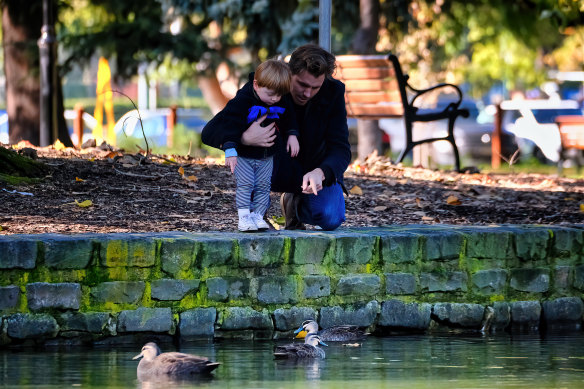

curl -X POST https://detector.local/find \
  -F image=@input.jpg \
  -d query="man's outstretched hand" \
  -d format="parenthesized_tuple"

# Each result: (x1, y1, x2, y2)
(241, 114, 276, 147)
(302, 168, 325, 195)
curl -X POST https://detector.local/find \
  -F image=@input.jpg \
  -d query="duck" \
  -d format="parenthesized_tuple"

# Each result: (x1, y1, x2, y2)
(133, 342, 220, 381)
(274, 333, 328, 359)
(294, 319, 368, 342)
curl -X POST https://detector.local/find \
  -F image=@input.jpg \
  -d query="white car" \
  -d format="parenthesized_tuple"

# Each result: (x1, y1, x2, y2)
(501, 99, 583, 163)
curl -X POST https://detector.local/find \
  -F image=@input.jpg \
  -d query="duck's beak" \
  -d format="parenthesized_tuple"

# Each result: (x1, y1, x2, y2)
(132, 351, 144, 360)
(294, 330, 307, 339)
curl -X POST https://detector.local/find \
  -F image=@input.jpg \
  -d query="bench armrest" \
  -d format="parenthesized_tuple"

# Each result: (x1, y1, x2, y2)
(408, 82, 464, 108)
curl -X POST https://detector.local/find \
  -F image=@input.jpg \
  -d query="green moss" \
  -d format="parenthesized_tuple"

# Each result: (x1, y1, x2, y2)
(282, 238, 292, 265)
(142, 283, 153, 307)
(489, 294, 505, 303)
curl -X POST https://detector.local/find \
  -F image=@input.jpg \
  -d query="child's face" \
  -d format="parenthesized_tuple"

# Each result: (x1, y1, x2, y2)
(253, 81, 282, 105)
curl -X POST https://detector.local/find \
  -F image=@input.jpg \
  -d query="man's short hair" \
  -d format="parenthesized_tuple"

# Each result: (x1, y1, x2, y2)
(288, 44, 336, 78)
(254, 59, 292, 96)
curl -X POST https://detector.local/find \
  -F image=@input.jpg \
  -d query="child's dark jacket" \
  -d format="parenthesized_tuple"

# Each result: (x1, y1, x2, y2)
(201, 73, 298, 159)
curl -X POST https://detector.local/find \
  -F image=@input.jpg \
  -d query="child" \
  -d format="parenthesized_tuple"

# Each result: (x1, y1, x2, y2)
(202, 59, 300, 231)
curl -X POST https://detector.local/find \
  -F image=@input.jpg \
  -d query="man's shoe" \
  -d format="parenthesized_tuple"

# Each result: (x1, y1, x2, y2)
(250, 212, 269, 231)
(238, 214, 258, 232)
(280, 193, 305, 230)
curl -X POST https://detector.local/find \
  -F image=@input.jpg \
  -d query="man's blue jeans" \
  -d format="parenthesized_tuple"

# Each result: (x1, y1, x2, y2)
(297, 182, 345, 231)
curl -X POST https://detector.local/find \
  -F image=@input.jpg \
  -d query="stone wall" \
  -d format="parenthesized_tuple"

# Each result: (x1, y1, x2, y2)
(1, 225, 583, 346)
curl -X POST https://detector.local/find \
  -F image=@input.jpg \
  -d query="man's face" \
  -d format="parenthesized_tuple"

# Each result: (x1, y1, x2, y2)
(290, 70, 325, 106)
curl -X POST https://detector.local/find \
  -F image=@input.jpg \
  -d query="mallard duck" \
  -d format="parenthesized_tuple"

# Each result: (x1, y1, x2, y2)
(294, 319, 368, 341)
(133, 342, 220, 381)
(274, 333, 328, 359)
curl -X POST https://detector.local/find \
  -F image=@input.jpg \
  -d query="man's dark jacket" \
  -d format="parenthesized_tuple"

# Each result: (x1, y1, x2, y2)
(202, 75, 351, 194)
(201, 73, 298, 160)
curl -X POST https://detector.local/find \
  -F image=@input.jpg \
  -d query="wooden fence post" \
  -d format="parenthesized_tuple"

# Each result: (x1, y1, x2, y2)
(491, 103, 503, 169)
(167, 105, 177, 149)
(74, 103, 84, 148)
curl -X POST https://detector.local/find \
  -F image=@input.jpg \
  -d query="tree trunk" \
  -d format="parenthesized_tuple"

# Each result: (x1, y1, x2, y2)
(352, 0, 382, 161)
(1, 1, 71, 147)
(197, 74, 230, 115)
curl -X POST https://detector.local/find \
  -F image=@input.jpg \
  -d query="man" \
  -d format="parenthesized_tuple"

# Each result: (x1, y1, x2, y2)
(202, 44, 351, 230)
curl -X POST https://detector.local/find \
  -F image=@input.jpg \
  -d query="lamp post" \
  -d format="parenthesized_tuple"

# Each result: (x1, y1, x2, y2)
(38, 0, 58, 147)
(319, 0, 331, 51)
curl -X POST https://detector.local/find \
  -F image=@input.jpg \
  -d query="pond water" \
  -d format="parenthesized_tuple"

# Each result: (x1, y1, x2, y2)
(1, 333, 583, 389)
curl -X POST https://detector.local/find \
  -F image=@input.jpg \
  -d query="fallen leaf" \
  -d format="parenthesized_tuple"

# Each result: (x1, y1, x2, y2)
(53, 140, 66, 151)
(350, 185, 363, 195)
(183, 175, 198, 182)
(422, 216, 435, 221)
(75, 199, 93, 208)
(0, 225, 5, 231)
(446, 195, 461, 205)
(564, 197, 575, 201)
(373, 205, 387, 212)
(178, 166, 185, 176)
(272, 216, 285, 225)
(580, 204, 584, 213)
(416, 197, 423, 208)
(75, 177, 85, 182)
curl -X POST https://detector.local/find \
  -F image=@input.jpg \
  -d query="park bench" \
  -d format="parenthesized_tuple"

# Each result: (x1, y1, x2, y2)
(556, 115, 584, 172)
(335, 54, 469, 171)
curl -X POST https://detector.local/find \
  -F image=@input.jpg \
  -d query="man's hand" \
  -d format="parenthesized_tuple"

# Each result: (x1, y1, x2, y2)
(301, 168, 325, 195)
(287, 135, 300, 157)
(226, 156, 237, 174)
(241, 114, 277, 147)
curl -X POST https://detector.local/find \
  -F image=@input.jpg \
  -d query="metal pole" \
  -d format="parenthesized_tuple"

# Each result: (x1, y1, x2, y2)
(319, 0, 331, 51)
(38, 0, 58, 146)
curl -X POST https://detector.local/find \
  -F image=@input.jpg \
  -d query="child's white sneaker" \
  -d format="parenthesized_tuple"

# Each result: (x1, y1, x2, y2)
(238, 214, 258, 232)
(251, 212, 269, 230)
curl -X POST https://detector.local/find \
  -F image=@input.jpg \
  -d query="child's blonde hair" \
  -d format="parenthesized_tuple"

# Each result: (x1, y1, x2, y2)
(254, 59, 291, 96)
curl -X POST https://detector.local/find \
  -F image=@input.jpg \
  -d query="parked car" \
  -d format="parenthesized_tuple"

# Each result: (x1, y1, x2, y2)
(501, 99, 584, 163)
(377, 100, 517, 167)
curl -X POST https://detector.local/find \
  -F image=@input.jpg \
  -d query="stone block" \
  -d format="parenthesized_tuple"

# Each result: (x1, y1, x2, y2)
(151, 279, 200, 301)
(179, 308, 216, 338)
(336, 274, 380, 296)
(302, 276, 330, 299)
(99, 236, 156, 267)
(238, 236, 285, 267)
(255, 276, 298, 304)
(0, 240, 37, 269)
(381, 233, 421, 264)
(6, 313, 58, 339)
(26, 282, 81, 311)
(432, 302, 485, 328)
(472, 269, 507, 295)
(117, 307, 173, 333)
(90, 281, 145, 304)
(513, 228, 550, 261)
(273, 307, 318, 331)
(160, 238, 198, 276)
(385, 273, 416, 295)
(491, 302, 511, 331)
(59, 312, 110, 333)
(424, 231, 464, 261)
(379, 300, 431, 330)
(291, 234, 332, 265)
(0, 286, 19, 310)
(218, 307, 273, 330)
(551, 227, 583, 257)
(333, 233, 376, 265)
(510, 268, 550, 293)
(464, 229, 511, 259)
(320, 300, 379, 328)
(542, 297, 584, 328)
(198, 236, 235, 269)
(420, 271, 467, 292)
(574, 265, 584, 291)
(206, 277, 250, 301)
(510, 301, 541, 330)
(43, 236, 93, 269)
(554, 266, 571, 291)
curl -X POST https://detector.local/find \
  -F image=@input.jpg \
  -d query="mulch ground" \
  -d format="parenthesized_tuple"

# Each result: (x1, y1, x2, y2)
(1, 144, 583, 235)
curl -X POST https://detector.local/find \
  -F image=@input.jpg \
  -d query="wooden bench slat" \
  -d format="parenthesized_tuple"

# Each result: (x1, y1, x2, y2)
(336, 55, 389, 68)
(343, 79, 398, 92)
(345, 103, 404, 118)
(336, 67, 395, 80)
(345, 90, 401, 104)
